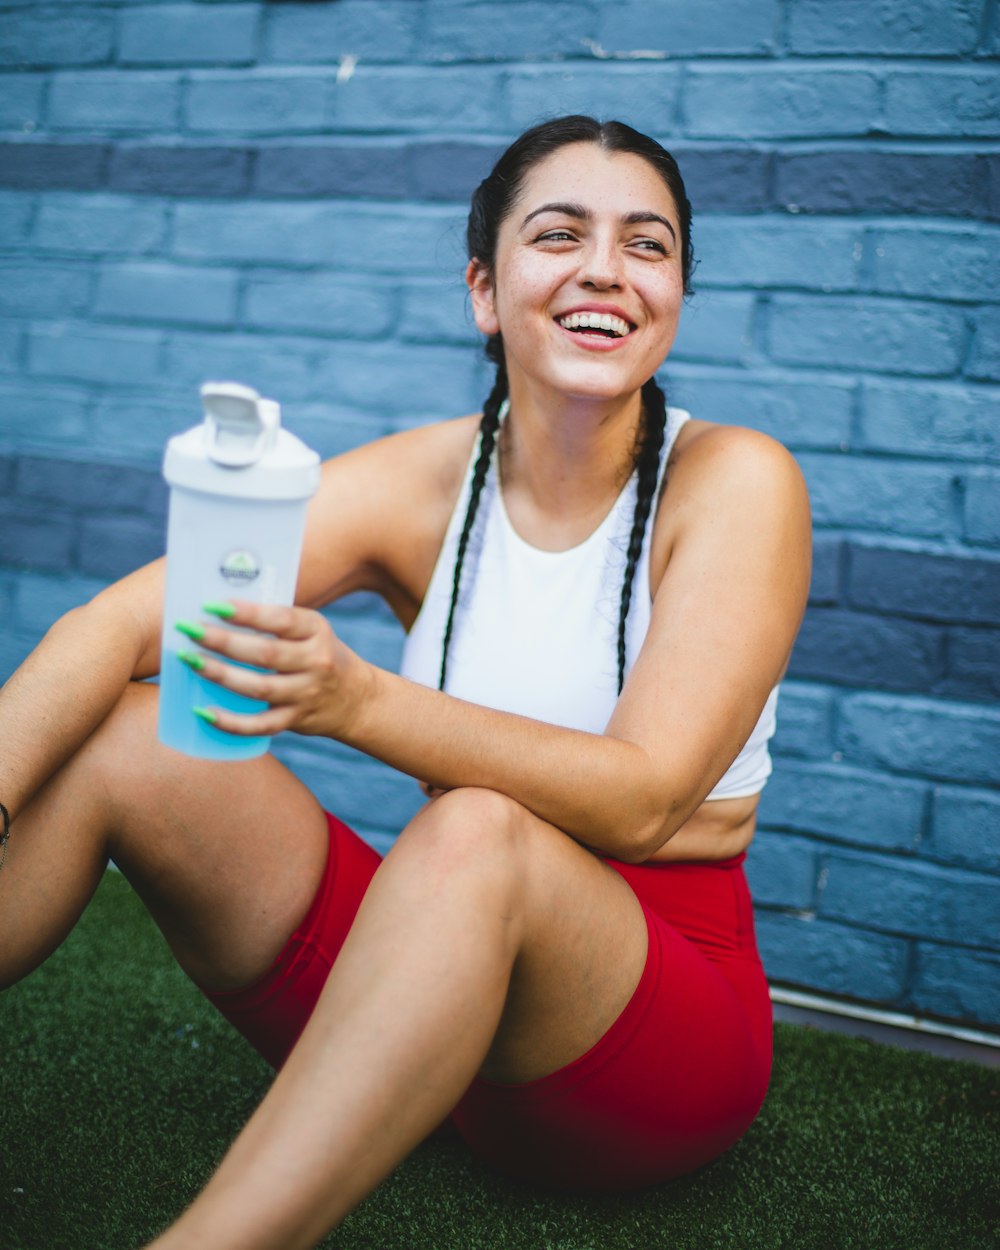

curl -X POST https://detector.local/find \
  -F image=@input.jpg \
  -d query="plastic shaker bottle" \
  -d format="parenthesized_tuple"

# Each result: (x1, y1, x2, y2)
(158, 382, 321, 759)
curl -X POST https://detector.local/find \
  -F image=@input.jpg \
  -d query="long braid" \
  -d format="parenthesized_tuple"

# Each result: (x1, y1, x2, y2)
(438, 355, 508, 691)
(616, 377, 668, 693)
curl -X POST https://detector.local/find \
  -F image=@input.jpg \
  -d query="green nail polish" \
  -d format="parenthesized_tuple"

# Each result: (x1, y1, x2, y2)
(176, 620, 206, 642)
(177, 649, 206, 673)
(192, 706, 218, 725)
(203, 600, 236, 619)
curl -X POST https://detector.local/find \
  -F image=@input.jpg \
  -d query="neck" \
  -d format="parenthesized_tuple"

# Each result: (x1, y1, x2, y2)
(499, 383, 645, 519)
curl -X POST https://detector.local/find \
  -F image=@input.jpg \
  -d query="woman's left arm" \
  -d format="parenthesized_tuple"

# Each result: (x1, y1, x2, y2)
(189, 427, 811, 863)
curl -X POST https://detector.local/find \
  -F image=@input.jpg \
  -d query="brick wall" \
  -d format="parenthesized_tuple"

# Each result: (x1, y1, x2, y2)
(1, 0, 997, 1030)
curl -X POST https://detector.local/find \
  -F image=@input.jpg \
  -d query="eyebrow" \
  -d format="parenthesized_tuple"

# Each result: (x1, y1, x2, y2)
(520, 201, 677, 246)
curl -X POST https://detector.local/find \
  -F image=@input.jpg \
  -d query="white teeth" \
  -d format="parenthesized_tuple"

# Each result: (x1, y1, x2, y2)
(558, 311, 631, 337)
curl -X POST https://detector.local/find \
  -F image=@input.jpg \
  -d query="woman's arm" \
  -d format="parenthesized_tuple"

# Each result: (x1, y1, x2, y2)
(186, 426, 812, 864)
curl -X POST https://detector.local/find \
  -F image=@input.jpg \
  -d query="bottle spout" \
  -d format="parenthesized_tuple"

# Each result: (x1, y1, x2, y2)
(201, 381, 280, 467)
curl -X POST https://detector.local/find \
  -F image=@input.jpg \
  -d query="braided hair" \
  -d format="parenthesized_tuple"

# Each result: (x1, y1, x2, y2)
(439, 116, 694, 696)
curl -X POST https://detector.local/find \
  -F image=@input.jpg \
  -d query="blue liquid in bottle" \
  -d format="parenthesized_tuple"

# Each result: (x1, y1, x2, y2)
(159, 647, 270, 760)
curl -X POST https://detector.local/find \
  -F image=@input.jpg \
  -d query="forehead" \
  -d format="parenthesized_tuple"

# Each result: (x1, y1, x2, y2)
(508, 142, 679, 229)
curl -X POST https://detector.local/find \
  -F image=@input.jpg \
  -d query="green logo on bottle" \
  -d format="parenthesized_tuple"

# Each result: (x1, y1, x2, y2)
(219, 549, 261, 583)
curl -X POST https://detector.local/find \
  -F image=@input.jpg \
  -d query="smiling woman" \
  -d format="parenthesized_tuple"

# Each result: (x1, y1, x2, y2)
(0, 116, 811, 1250)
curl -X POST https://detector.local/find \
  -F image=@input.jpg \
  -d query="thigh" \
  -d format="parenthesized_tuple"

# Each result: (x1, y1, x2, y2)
(453, 900, 772, 1192)
(2, 680, 330, 994)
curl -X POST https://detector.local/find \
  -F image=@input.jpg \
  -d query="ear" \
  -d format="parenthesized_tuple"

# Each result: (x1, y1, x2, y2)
(466, 259, 499, 337)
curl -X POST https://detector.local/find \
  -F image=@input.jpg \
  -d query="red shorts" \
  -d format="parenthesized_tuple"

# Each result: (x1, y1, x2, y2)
(201, 811, 772, 1191)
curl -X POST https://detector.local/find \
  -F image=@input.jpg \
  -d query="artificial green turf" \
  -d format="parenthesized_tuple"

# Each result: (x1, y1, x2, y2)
(1, 871, 997, 1250)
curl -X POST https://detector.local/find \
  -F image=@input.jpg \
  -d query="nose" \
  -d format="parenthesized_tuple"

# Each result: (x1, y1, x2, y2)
(578, 233, 622, 290)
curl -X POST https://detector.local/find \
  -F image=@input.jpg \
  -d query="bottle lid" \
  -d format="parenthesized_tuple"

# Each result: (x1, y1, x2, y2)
(163, 382, 321, 501)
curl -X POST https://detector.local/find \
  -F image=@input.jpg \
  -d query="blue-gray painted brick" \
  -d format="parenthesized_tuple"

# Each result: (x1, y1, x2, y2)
(0, 456, 13, 493)
(867, 226, 1000, 303)
(47, 72, 181, 133)
(789, 607, 944, 693)
(272, 738, 421, 846)
(671, 292, 754, 365)
(0, 191, 33, 243)
(173, 202, 466, 272)
(109, 144, 251, 196)
(0, 499, 76, 572)
(770, 683, 834, 759)
(787, 0, 982, 55)
(91, 392, 195, 463)
(399, 280, 479, 346)
(774, 149, 995, 220)
(285, 406, 392, 463)
(184, 72, 328, 136)
(0, 8, 114, 67)
(95, 263, 239, 328)
(670, 148, 771, 214)
(262, 0, 420, 64)
(837, 693, 1000, 786)
(505, 66, 680, 139)
(597, 0, 777, 55)
(333, 67, 505, 134)
(666, 370, 854, 451)
(684, 69, 880, 140)
(942, 628, 1000, 702)
(0, 382, 91, 445)
(0, 143, 108, 192)
(242, 272, 396, 339)
(0, 261, 92, 317)
(860, 380, 1000, 463)
(695, 218, 861, 292)
(34, 194, 168, 255)
(428, 3, 595, 60)
(884, 70, 1000, 139)
(846, 543, 1000, 626)
(744, 832, 817, 909)
(77, 513, 165, 579)
(29, 322, 164, 387)
(254, 143, 408, 198)
(14, 455, 165, 515)
(0, 75, 45, 130)
(969, 307, 1000, 382)
(965, 471, 1000, 545)
(406, 141, 503, 204)
(754, 912, 910, 1001)
(14, 570, 109, 632)
(0, 326, 22, 375)
(118, 4, 259, 66)
(911, 945, 1000, 1027)
(767, 296, 967, 378)
(796, 454, 954, 539)
(931, 786, 1000, 872)
(819, 850, 1000, 950)
(163, 330, 334, 402)
(808, 537, 841, 604)
(759, 759, 925, 852)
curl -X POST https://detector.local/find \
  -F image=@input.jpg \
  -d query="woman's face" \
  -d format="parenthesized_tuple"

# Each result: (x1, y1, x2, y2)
(468, 142, 685, 408)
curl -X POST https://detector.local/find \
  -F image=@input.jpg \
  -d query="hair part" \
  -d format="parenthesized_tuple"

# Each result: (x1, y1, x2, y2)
(439, 116, 690, 696)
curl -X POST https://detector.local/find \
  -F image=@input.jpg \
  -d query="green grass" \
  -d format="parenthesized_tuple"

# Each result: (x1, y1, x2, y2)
(1, 872, 997, 1250)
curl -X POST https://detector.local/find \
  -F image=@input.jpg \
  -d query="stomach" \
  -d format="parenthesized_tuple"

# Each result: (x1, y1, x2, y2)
(643, 793, 760, 863)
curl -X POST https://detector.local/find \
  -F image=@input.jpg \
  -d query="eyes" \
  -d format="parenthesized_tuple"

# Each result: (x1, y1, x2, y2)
(534, 228, 669, 257)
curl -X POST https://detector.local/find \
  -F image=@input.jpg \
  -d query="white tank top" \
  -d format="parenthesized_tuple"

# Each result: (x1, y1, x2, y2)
(400, 406, 779, 801)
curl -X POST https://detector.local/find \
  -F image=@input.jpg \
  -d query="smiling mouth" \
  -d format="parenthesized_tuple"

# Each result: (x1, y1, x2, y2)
(557, 312, 634, 338)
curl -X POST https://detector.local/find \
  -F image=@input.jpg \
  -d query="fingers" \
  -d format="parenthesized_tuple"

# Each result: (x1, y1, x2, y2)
(174, 601, 322, 673)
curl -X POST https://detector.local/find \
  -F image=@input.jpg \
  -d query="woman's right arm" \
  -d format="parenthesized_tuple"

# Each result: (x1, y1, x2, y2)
(0, 557, 166, 822)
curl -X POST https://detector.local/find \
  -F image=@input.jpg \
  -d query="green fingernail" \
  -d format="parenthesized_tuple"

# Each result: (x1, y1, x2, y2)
(203, 601, 236, 619)
(177, 649, 206, 673)
(192, 706, 218, 725)
(176, 620, 206, 642)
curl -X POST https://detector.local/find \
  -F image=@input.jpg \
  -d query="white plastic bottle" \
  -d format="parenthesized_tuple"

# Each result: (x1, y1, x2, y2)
(158, 382, 321, 760)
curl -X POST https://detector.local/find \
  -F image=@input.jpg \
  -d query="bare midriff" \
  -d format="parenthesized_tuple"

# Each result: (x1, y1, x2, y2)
(642, 793, 759, 864)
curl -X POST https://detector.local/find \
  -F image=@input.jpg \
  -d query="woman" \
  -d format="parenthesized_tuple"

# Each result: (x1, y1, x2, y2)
(0, 117, 811, 1248)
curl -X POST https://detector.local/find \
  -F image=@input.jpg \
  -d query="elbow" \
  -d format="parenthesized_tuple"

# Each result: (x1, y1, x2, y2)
(610, 808, 678, 865)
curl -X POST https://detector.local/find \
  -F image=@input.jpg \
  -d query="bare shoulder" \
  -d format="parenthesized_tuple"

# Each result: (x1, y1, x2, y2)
(298, 414, 482, 616)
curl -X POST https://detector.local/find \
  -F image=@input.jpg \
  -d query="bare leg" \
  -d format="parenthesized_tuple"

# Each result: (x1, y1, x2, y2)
(147, 786, 649, 1250)
(0, 681, 329, 994)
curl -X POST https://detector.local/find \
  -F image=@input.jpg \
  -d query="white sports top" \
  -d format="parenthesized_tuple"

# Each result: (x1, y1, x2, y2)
(400, 405, 779, 801)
